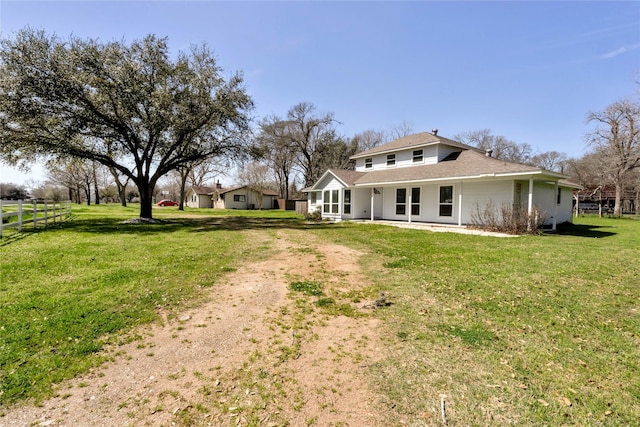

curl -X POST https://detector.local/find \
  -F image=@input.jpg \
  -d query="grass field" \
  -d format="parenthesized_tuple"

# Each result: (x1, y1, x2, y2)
(1, 205, 638, 425)
(311, 215, 640, 425)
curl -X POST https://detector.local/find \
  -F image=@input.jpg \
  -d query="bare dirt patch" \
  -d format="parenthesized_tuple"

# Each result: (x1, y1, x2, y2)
(2, 229, 386, 426)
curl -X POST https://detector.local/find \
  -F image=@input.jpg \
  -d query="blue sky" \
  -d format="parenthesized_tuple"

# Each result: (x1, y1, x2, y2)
(1, 1, 639, 186)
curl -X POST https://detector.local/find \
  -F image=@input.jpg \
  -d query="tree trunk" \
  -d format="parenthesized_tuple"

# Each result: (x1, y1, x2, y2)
(614, 180, 623, 217)
(85, 180, 91, 206)
(120, 184, 127, 207)
(93, 164, 100, 205)
(179, 169, 189, 211)
(138, 181, 154, 219)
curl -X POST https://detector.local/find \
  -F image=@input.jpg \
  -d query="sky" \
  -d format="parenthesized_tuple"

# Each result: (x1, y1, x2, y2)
(0, 0, 638, 187)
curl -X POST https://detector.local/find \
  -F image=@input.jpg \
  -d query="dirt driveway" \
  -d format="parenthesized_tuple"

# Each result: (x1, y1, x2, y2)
(2, 229, 387, 426)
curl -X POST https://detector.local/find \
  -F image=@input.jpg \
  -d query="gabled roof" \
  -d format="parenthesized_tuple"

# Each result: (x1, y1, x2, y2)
(351, 132, 482, 159)
(190, 186, 214, 195)
(352, 150, 568, 186)
(216, 185, 279, 197)
(308, 169, 367, 191)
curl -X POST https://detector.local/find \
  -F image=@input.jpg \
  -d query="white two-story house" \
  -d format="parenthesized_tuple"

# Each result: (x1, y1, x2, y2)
(305, 130, 578, 230)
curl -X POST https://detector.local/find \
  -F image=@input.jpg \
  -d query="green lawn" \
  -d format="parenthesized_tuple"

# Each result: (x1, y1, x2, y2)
(0, 204, 302, 405)
(1, 206, 638, 426)
(311, 215, 640, 425)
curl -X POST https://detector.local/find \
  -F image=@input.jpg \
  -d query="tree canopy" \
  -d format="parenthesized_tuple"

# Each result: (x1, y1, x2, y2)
(586, 98, 640, 216)
(0, 29, 253, 218)
(254, 102, 349, 197)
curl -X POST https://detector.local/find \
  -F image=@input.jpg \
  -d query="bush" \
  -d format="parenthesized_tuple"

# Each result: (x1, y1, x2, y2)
(470, 200, 546, 234)
(304, 208, 322, 222)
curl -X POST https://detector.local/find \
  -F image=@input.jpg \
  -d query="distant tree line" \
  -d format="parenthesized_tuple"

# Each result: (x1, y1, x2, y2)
(1, 29, 637, 217)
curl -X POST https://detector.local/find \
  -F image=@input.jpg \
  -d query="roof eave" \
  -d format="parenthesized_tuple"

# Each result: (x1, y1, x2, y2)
(308, 170, 351, 190)
(354, 170, 568, 187)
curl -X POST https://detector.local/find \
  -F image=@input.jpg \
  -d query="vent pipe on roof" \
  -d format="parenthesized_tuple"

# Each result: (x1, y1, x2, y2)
(485, 149, 493, 157)
(432, 128, 438, 136)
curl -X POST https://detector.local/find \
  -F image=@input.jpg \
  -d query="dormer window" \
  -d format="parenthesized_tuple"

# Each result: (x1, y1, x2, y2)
(365, 158, 372, 169)
(386, 154, 396, 166)
(412, 149, 423, 163)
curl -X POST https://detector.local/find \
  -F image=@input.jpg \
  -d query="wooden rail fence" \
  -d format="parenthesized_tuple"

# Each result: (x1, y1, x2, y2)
(0, 199, 72, 239)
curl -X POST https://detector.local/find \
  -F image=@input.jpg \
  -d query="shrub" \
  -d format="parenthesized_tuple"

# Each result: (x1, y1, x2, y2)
(470, 200, 546, 234)
(304, 208, 322, 222)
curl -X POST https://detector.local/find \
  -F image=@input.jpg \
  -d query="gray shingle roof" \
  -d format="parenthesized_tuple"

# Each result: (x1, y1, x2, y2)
(217, 185, 279, 197)
(327, 169, 367, 186)
(351, 132, 481, 159)
(352, 150, 562, 185)
(191, 186, 214, 195)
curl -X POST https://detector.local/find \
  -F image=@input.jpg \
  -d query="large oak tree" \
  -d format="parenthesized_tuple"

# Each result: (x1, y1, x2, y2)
(0, 29, 252, 218)
(587, 98, 640, 217)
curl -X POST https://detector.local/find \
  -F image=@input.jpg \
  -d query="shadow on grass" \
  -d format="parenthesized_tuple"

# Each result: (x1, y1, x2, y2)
(52, 215, 333, 235)
(556, 222, 616, 238)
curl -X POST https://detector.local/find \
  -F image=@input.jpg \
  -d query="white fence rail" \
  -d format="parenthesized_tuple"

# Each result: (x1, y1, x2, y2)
(0, 199, 72, 239)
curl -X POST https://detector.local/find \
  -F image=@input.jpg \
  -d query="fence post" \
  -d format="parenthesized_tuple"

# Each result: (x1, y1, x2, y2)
(52, 201, 56, 224)
(0, 199, 3, 239)
(44, 201, 48, 227)
(18, 200, 23, 232)
(33, 199, 37, 229)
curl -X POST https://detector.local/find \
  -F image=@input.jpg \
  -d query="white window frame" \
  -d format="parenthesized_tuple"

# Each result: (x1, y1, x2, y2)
(343, 189, 351, 214)
(412, 149, 423, 163)
(396, 188, 406, 215)
(411, 187, 420, 215)
(439, 185, 453, 217)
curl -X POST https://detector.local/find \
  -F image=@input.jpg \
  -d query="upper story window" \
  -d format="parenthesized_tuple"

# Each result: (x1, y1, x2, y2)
(365, 158, 372, 169)
(412, 149, 423, 163)
(387, 154, 396, 166)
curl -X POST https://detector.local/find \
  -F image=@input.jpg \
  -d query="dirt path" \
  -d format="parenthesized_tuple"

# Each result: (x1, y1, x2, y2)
(2, 229, 386, 426)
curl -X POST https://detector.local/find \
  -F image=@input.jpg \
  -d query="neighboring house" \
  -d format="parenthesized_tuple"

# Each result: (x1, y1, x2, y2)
(213, 186, 279, 210)
(185, 185, 215, 208)
(305, 130, 579, 230)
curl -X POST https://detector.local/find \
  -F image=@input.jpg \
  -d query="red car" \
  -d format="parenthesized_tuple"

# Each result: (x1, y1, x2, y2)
(157, 199, 179, 207)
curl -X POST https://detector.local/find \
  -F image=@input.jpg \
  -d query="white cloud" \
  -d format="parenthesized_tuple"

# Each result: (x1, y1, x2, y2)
(600, 43, 640, 59)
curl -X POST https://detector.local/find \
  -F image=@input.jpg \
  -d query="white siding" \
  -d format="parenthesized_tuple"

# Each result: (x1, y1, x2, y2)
(219, 189, 275, 210)
(437, 145, 462, 161)
(317, 176, 345, 221)
(354, 146, 439, 171)
(352, 188, 370, 219)
(308, 191, 322, 214)
(459, 180, 514, 224)
(532, 182, 573, 225)
(557, 187, 574, 224)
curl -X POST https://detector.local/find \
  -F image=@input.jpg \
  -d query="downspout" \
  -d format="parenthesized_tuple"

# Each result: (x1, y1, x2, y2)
(370, 188, 374, 221)
(408, 187, 412, 224)
(553, 182, 558, 231)
(528, 177, 534, 231)
(528, 178, 534, 215)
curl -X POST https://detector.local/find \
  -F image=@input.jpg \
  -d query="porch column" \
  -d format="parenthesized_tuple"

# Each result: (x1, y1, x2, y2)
(458, 182, 463, 226)
(407, 188, 412, 224)
(370, 188, 374, 221)
(553, 182, 558, 231)
(528, 177, 534, 215)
